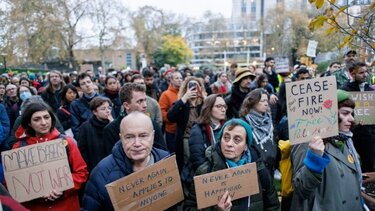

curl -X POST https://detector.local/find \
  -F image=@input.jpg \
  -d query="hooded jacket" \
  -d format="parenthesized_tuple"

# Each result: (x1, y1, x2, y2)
(13, 128, 88, 211)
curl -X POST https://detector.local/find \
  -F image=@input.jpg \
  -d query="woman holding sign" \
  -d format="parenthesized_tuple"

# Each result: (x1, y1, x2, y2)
(291, 90, 365, 210)
(12, 102, 88, 211)
(184, 119, 279, 210)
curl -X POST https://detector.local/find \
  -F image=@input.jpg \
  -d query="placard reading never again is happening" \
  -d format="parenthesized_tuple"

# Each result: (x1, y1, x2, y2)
(286, 76, 338, 145)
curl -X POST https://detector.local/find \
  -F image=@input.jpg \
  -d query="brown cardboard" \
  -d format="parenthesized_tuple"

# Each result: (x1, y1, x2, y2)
(1, 138, 74, 203)
(193, 162, 259, 209)
(285, 76, 338, 144)
(105, 155, 184, 211)
(350, 91, 375, 125)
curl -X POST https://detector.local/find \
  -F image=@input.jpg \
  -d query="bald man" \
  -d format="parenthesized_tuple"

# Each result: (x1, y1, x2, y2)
(82, 112, 169, 211)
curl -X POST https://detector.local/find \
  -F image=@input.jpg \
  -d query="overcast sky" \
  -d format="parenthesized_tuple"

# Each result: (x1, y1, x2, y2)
(122, 0, 232, 18)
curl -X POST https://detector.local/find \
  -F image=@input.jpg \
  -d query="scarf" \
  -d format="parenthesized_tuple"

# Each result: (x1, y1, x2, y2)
(245, 110, 273, 150)
(104, 88, 119, 99)
(226, 150, 251, 168)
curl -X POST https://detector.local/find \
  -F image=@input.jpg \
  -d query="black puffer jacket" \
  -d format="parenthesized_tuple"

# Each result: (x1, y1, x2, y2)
(184, 144, 280, 211)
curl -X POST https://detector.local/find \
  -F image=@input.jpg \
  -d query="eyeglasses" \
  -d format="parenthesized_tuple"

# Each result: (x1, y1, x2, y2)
(213, 104, 227, 110)
(123, 133, 152, 143)
(97, 106, 112, 111)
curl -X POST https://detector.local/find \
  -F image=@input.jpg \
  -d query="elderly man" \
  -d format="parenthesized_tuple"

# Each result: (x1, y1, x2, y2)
(82, 112, 169, 210)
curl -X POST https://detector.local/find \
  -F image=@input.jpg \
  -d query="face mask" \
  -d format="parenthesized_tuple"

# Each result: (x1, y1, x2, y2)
(20, 92, 32, 101)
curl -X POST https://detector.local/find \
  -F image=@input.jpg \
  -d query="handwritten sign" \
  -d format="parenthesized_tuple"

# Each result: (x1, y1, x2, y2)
(286, 76, 338, 144)
(1, 139, 74, 203)
(306, 40, 318, 57)
(193, 163, 259, 209)
(105, 155, 183, 211)
(350, 91, 375, 125)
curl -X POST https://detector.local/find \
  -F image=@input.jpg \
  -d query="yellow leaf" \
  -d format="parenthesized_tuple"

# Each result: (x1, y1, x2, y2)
(308, 0, 316, 3)
(337, 5, 349, 15)
(372, 43, 375, 49)
(315, 15, 327, 28)
(326, 26, 337, 35)
(370, 2, 375, 9)
(351, 29, 357, 34)
(328, 0, 336, 3)
(315, 0, 325, 9)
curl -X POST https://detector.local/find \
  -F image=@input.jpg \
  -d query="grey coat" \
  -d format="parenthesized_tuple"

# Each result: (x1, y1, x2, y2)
(291, 141, 364, 211)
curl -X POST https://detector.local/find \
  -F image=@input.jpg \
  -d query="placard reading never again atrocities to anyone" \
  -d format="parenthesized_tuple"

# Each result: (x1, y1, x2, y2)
(193, 162, 259, 209)
(286, 76, 338, 144)
(105, 155, 184, 211)
(1, 138, 74, 203)
(350, 91, 375, 125)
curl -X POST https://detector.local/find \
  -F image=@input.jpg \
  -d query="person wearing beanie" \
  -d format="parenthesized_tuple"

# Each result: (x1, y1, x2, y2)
(225, 68, 256, 119)
(184, 118, 280, 210)
(291, 90, 365, 210)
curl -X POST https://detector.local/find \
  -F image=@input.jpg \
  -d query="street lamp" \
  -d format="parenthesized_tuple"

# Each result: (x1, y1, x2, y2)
(0, 53, 6, 70)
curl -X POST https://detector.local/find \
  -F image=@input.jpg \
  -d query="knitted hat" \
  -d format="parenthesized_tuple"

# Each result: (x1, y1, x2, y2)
(337, 89, 351, 103)
(233, 68, 255, 84)
(218, 118, 253, 148)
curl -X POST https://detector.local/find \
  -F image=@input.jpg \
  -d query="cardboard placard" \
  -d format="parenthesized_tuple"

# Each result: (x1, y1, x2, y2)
(286, 76, 338, 144)
(350, 91, 375, 125)
(193, 162, 259, 209)
(1, 139, 74, 203)
(105, 155, 183, 211)
(306, 40, 318, 57)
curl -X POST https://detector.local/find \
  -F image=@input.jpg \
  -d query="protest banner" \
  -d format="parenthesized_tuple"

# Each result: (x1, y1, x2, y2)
(105, 155, 183, 211)
(1, 139, 74, 203)
(350, 91, 375, 125)
(286, 76, 338, 144)
(193, 162, 259, 209)
(306, 40, 318, 57)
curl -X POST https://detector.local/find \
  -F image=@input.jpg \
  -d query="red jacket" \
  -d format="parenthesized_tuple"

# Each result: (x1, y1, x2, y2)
(13, 128, 88, 211)
(159, 85, 179, 133)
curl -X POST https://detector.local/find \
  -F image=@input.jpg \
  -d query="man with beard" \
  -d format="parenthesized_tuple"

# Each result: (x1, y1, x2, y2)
(333, 49, 357, 89)
(341, 61, 375, 173)
(142, 69, 161, 101)
(225, 68, 256, 119)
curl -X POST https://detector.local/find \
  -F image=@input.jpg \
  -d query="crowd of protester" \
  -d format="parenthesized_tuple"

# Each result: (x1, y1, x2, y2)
(0, 48, 374, 210)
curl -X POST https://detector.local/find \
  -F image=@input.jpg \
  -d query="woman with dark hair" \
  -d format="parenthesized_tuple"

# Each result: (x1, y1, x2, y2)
(184, 119, 280, 210)
(103, 76, 121, 118)
(211, 72, 232, 95)
(12, 102, 88, 211)
(167, 76, 207, 172)
(254, 73, 275, 94)
(77, 96, 113, 172)
(239, 88, 277, 175)
(182, 94, 227, 187)
(19, 77, 37, 94)
(56, 84, 79, 133)
(291, 90, 365, 210)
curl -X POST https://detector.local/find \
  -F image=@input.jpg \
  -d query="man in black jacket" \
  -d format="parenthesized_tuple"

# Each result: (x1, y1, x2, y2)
(225, 68, 255, 119)
(341, 61, 375, 172)
(103, 83, 167, 152)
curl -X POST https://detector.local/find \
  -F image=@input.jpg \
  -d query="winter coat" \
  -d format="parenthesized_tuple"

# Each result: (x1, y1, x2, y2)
(41, 89, 62, 113)
(146, 83, 161, 101)
(102, 113, 168, 152)
(146, 96, 163, 128)
(78, 115, 110, 172)
(159, 85, 179, 133)
(225, 84, 249, 119)
(13, 128, 88, 211)
(0, 103, 10, 151)
(184, 145, 280, 211)
(291, 140, 363, 211)
(56, 103, 72, 131)
(341, 81, 375, 172)
(4, 97, 19, 132)
(103, 90, 122, 119)
(81, 141, 169, 210)
(70, 94, 98, 138)
(167, 99, 202, 172)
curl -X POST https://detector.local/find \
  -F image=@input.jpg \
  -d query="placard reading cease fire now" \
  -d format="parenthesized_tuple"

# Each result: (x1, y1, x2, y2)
(193, 162, 259, 209)
(105, 155, 183, 211)
(286, 76, 338, 144)
(1, 138, 74, 203)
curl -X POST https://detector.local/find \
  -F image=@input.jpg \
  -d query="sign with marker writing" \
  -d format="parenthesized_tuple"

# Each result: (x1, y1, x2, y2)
(193, 162, 259, 209)
(286, 76, 338, 144)
(350, 91, 375, 125)
(105, 155, 183, 211)
(1, 138, 74, 203)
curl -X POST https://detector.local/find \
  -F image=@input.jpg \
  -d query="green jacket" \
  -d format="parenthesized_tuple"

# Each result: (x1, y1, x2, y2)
(184, 145, 280, 211)
(332, 68, 350, 89)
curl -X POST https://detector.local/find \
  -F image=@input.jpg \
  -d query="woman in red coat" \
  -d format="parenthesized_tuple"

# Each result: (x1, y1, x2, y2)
(12, 101, 88, 211)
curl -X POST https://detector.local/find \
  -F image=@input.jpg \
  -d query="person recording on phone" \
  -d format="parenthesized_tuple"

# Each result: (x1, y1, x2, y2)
(167, 76, 206, 172)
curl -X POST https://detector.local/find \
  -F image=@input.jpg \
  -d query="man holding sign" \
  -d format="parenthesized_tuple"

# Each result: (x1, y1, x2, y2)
(291, 90, 365, 210)
(184, 119, 279, 210)
(82, 112, 170, 210)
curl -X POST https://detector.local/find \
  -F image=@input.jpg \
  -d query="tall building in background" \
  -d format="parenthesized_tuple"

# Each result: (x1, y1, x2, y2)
(186, 0, 307, 69)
